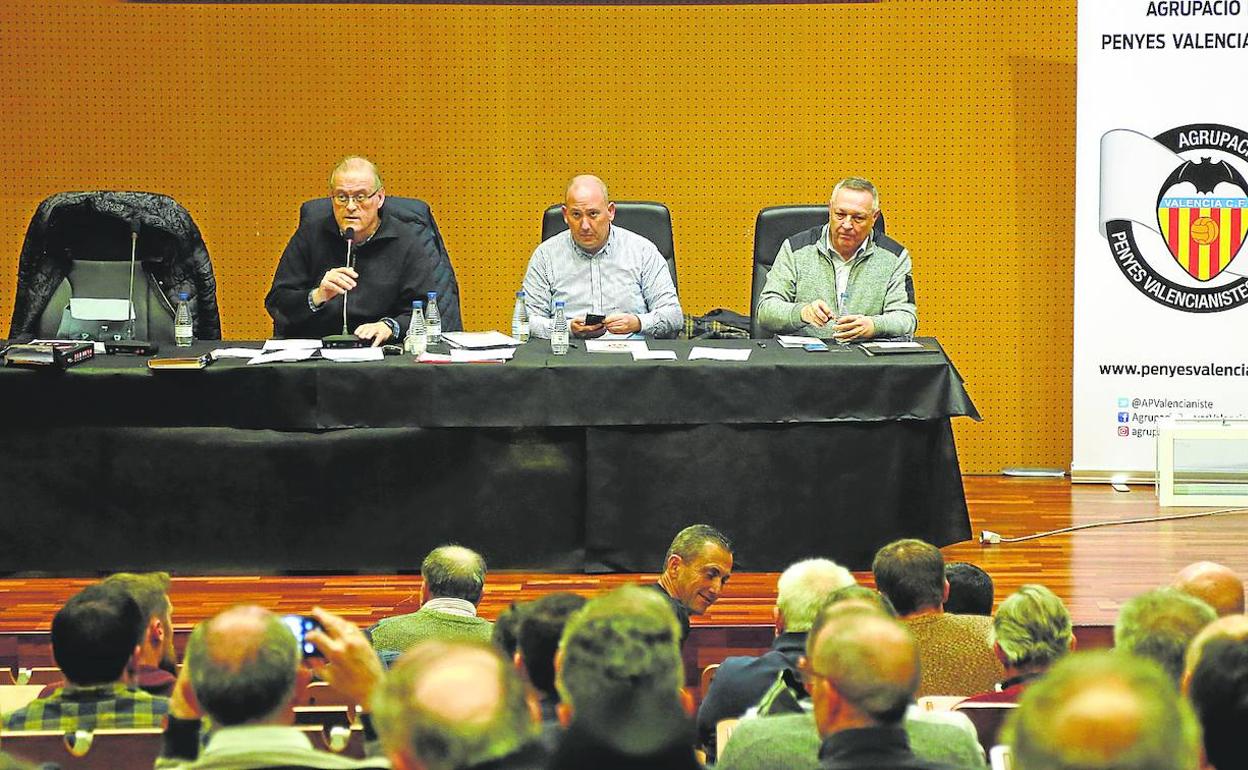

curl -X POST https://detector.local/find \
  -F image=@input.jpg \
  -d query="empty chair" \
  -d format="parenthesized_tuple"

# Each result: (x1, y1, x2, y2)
(749, 205, 884, 338)
(0, 728, 163, 770)
(10, 191, 221, 342)
(953, 701, 1018, 756)
(541, 201, 679, 292)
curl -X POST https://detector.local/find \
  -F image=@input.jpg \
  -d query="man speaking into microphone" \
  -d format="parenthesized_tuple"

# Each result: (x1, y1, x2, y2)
(265, 156, 460, 345)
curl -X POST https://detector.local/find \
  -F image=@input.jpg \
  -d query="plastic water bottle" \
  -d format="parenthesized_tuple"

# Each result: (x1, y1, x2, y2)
(425, 291, 441, 345)
(551, 301, 569, 356)
(404, 300, 427, 356)
(512, 291, 530, 342)
(174, 292, 193, 347)
(834, 290, 850, 345)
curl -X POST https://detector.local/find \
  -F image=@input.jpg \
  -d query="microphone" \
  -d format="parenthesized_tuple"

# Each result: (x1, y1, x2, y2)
(106, 216, 159, 355)
(322, 226, 368, 348)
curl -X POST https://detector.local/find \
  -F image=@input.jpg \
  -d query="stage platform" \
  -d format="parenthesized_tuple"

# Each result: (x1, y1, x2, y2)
(2, 476, 1245, 674)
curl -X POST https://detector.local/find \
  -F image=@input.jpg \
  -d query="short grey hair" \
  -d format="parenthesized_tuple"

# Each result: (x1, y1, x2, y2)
(1004, 651, 1202, 770)
(1114, 588, 1216, 683)
(328, 156, 383, 192)
(373, 640, 537, 770)
(422, 545, 487, 605)
(556, 586, 683, 714)
(663, 524, 733, 568)
(831, 177, 880, 212)
(775, 558, 856, 633)
(993, 584, 1072, 670)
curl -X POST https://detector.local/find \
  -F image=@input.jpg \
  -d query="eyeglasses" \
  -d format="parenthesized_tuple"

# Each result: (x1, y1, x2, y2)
(832, 210, 872, 226)
(332, 188, 381, 206)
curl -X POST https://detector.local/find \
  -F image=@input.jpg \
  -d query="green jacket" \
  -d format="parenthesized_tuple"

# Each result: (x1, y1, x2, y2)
(756, 225, 917, 339)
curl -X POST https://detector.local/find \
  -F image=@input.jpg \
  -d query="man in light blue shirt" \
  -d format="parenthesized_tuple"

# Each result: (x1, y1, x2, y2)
(522, 175, 683, 339)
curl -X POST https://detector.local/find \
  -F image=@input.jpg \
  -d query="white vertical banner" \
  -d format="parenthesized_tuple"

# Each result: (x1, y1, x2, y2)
(1073, 1, 1248, 481)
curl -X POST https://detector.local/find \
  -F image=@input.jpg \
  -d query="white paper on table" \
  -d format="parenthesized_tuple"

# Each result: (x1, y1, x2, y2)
(450, 347, 515, 362)
(33, 339, 107, 354)
(262, 338, 323, 351)
(212, 348, 264, 359)
(441, 331, 521, 349)
(320, 347, 385, 362)
(689, 347, 751, 362)
(861, 341, 925, 351)
(247, 348, 317, 365)
(776, 335, 821, 348)
(585, 339, 649, 354)
(632, 349, 678, 361)
(417, 352, 453, 363)
(598, 331, 642, 340)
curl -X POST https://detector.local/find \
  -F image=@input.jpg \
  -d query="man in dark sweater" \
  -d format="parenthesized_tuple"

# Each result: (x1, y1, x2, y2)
(650, 524, 734, 645)
(265, 156, 461, 345)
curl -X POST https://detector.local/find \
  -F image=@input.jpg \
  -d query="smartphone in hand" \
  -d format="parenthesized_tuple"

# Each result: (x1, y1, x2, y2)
(281, 614, 325, 658)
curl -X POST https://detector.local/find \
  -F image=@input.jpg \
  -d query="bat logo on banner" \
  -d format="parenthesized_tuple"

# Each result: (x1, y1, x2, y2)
(1156, 157, 1248, 281)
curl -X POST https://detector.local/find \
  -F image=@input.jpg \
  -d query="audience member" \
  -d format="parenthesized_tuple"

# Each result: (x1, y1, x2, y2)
(943, 562, 994, 616)
(1172, 561, 1245, 617)
(158, 605, 387, 769)
(492, 602, 525, 659)
(373, 639, 546, 770)
(551, 585, 701, 770)
(962, 584, 1073, 705)
(697, 558, 854, 758)
(806, 604, 961, 770)
(650, 524, 734, 644)
(872, 539, 1003, 696)
(4, 583, 169, 731)
(1113, 587, 1215, 684)
(515, 592, 587, 725)
(1181, 614, 1248, 770)
(371, 545, 493, 657)
(37, 571, 179, 698)
(1004, 650, 1201, 770)
(718, 592, 984, 770)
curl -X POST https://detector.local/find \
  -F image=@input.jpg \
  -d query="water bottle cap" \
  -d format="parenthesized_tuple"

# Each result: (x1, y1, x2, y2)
(555, 300, 565, 308)
(427, 291, 438, 300)
(414, 300, 424, 309)
(178, 292, 189, 301)
(516, 290, 525, 298)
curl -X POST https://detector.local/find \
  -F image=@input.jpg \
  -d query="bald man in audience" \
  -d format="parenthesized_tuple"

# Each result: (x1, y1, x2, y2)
(158, 605, 388, 769)
(698, 558, 854, 759)
(1004, 650, 1201, 770)
(806, 605, 958, 770)
(872, 538, 1003, 696)
(373, 639, 546, 770)
(1113, 587, 1215, 684)
(370, 545, 493, 659)
(1172, 561, 1245, 617)
(1181, 614, 1248, 770)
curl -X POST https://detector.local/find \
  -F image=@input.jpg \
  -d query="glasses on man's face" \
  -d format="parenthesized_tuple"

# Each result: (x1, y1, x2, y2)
(332, 188, 381, 207)
(832, 210, 871, 226)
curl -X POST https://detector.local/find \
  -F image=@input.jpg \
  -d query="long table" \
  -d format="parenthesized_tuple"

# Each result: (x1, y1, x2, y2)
(0, 338, 978, 574)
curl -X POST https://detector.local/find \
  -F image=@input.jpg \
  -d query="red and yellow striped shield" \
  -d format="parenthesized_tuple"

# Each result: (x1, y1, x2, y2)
(1157, 203, 1248, 281)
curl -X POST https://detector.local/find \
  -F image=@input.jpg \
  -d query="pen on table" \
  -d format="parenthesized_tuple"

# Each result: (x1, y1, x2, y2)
(755, 341, 766, 348)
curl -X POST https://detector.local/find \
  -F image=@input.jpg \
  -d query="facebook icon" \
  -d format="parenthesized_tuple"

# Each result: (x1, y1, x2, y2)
(1117, 412, 1130, 423)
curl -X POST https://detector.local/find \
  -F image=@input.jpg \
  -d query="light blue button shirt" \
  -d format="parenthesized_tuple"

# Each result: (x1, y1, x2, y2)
(522, 225, 683, 338)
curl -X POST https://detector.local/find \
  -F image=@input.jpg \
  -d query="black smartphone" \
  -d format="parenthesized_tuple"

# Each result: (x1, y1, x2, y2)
(281, 614, 324, 658)
(584, 313, 606, 325)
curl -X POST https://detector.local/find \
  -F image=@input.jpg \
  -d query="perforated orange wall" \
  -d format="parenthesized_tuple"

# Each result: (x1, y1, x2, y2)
(0, 0, 1076, 473)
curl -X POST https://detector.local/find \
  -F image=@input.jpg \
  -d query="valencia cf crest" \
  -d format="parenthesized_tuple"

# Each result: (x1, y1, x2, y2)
(1099, 123, 1248, 313)
(1156, 158, 1248, 281)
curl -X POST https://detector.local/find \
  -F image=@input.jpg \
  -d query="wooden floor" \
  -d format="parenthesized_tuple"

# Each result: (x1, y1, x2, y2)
(2, 476, 1246, 635)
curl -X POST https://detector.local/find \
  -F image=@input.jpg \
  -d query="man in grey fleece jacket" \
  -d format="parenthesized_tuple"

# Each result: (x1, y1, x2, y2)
(756, 177, 917, 341)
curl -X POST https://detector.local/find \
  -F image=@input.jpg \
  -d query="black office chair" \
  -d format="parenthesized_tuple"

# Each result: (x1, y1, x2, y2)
(10, 191, 221, 342)
(748, 205, 885, 338)
(540, 201, 678, 292)
(293, 196, 462, 335)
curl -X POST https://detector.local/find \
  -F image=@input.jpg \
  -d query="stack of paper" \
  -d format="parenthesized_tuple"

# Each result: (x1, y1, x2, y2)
(776, 335, 822, 348)
(442, 331, 522, 349)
